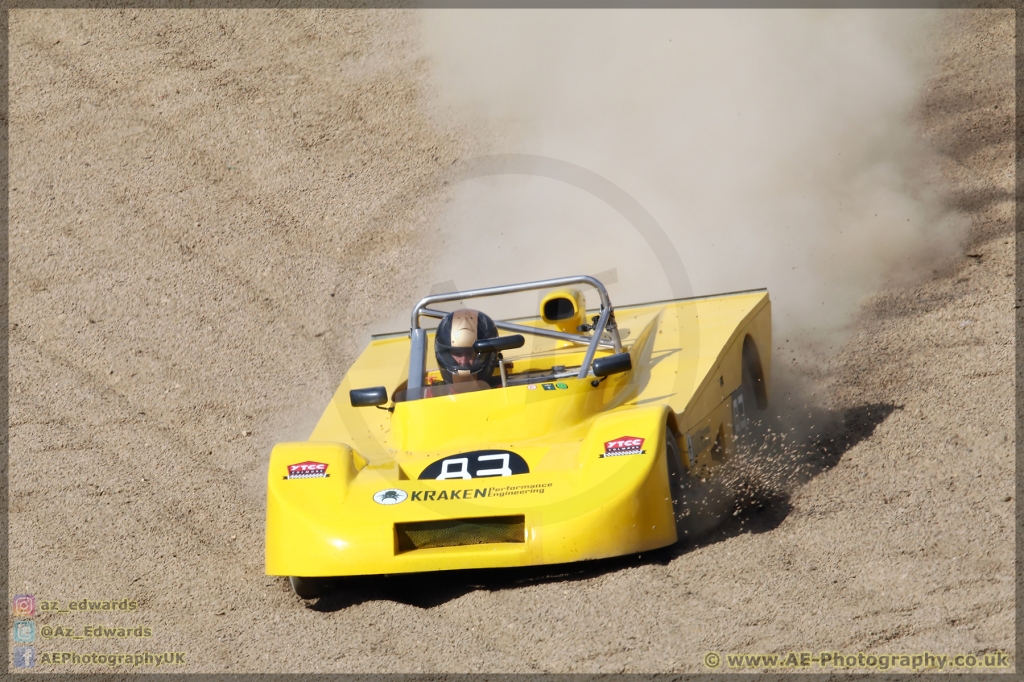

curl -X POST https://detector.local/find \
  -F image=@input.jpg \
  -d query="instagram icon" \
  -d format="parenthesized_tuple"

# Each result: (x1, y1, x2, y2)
(12, 594, 35, 617)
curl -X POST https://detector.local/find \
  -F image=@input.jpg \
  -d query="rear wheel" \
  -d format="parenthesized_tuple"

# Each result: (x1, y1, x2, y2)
(734, 342, 768, 451)
(289, 576, 329, 600)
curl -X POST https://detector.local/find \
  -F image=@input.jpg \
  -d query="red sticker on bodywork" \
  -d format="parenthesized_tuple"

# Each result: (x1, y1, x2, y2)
(285, 461, 329, 479)
(601, 436, 646, 458)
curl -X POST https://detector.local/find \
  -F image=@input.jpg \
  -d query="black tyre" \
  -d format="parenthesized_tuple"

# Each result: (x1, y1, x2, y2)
(740, 363, 758, 421)
(665, 431, 688, 540)
(741, 337, 768, 411)
(734, 340, 768, 451)
(666, 430, 731, 544)
(289, 576, 329, 599)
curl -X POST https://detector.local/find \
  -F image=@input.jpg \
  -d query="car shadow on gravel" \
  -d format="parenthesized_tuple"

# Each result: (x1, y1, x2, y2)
(688, 401, 898, 551)
(308, 548, 680, 611)
(307, 401, 896, 611)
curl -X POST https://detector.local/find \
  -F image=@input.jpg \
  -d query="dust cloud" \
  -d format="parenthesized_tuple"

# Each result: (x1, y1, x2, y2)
(414, 9, 969, 505)
(417, 9, 967, 346)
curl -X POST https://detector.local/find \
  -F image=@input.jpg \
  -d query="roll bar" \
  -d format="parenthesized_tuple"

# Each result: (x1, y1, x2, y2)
(407, 275, 622, 394)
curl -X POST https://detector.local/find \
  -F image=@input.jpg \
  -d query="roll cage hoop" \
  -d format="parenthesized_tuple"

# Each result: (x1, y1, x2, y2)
(408, 275, 623, 394)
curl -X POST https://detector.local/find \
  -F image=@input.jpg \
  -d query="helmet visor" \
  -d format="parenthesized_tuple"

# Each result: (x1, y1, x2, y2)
(449, 347, 479, 369)
(437, 344, 490, 375)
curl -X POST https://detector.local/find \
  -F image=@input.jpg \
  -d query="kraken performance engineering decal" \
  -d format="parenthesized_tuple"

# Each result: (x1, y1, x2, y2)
(411, 482, 552, 501)
(418, 450, 529, 480)
(601, 436, 646, 458)
(284, 461, 329, 479)
(372, 483, 553, 505)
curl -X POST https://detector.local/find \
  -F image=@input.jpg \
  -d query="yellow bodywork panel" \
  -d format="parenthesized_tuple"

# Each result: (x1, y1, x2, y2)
(266, 289, 771, 577)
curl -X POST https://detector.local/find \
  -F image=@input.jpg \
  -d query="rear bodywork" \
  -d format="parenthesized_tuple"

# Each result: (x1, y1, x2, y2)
(266, 282, 771, 577)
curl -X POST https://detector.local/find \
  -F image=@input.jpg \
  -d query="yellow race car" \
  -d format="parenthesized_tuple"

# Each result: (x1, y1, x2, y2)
(265, 275, 771, 598)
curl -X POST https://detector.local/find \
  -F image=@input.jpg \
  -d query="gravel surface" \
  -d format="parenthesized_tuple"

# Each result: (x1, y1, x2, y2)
(9, 9, 1014, 673)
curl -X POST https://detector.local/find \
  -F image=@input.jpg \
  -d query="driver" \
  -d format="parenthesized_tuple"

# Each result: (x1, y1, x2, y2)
(434, 309, 500, 385)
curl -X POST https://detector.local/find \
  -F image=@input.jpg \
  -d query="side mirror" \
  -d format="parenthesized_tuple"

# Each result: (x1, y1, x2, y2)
(473, 334, 526, 353)
(592, 352, 632, 377)
(350, 386, 388, 408)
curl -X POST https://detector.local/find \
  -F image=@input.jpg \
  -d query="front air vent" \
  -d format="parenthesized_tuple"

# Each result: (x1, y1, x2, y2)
(395, 515, 525, 554)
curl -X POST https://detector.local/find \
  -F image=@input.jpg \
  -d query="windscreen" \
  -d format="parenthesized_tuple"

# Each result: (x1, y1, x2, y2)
(393, 380, 492, 403)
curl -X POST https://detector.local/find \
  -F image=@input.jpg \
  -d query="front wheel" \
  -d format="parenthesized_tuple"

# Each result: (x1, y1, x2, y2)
(666, 430, 732, 544)
(289, 576, 330, 599)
